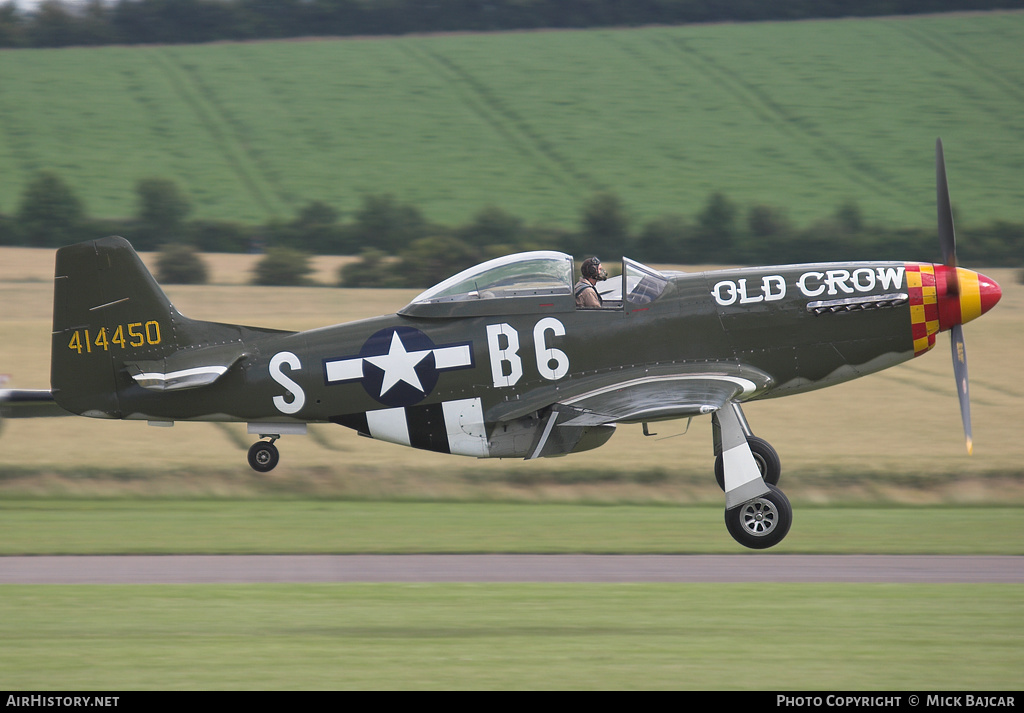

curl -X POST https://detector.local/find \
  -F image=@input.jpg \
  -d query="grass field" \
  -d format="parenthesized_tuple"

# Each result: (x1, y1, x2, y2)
(1, 500, 1021, 690)
(0, 500, 1021, 555)
(1, 584, 1020, 690)
(1, 13, 1023, 228)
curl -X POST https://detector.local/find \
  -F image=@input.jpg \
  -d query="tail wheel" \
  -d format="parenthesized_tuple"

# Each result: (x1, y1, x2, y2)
(247, 441, 280, 473)
(725, 484, 792, 549)
(714, 436, 781, 490)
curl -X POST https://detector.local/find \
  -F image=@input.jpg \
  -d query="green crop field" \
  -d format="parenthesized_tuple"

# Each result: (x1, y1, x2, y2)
(1, 12, 1023, 229)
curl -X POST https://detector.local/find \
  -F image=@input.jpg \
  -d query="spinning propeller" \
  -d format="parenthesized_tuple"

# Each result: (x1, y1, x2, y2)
(933, 139, 1001, 455)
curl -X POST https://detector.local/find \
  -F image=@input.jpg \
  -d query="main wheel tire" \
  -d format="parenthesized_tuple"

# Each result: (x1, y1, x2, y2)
(714, 436, 781, 490)
(724, 484, 792, 549)
(247, 441, 280, 473)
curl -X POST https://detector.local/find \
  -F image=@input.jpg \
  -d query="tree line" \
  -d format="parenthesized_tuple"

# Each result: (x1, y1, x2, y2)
(2, 0, 1022, 49)
(2, 171, 1022, 287)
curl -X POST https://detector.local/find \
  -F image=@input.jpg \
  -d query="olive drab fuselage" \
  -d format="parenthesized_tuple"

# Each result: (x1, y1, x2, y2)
(48, 240, 998, 463)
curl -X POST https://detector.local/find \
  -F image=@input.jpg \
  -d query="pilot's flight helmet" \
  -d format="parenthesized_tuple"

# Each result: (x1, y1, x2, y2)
(582, 256, 608, 281)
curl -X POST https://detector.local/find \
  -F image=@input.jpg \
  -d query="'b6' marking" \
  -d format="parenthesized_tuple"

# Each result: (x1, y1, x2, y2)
(486, 317, 568, 387)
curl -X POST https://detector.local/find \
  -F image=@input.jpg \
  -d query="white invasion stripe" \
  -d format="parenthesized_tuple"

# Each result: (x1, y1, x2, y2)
(325, 358, 364, 383)
(433, 345, 472, 370)
(563, 374, 759, 405)
(442, 398, 489, 457)
(366, 407, 411, 447)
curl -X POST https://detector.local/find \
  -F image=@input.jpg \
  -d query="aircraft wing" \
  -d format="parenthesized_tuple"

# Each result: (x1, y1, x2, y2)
(0, 389, 72, 419)
(486, 364, 772, 427)
(484, 366, 771, 461)
(553, 373, 759, 426)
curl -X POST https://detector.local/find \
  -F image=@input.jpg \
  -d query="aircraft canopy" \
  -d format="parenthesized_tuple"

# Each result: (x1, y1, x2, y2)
(410, 251, 575, 305)
(399, 252, 669, 318)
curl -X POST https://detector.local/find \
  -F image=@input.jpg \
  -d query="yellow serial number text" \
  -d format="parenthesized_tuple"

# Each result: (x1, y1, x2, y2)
(67, 321, 162, 354)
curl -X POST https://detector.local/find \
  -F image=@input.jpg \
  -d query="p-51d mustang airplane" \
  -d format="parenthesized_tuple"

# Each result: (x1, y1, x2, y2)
(0, 141, 1002, 549)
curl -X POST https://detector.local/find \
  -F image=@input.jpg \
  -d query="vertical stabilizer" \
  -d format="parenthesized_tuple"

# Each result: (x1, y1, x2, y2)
(51, 237, 186, 417)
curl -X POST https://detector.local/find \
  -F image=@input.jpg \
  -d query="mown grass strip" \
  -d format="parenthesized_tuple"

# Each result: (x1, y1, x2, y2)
(0, 500, 1020, 555)
(0, 583, 1019, 689)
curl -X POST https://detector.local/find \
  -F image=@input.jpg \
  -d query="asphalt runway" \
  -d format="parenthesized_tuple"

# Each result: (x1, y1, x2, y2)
(1, 555, 1022, 584)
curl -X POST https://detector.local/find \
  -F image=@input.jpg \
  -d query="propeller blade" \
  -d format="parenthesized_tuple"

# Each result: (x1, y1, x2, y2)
(936, 138, 960, 295)
(950, 323, 973, 455)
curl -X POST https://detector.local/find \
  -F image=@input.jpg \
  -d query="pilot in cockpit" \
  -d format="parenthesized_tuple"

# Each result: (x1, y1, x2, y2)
(574, 256, 608, 308)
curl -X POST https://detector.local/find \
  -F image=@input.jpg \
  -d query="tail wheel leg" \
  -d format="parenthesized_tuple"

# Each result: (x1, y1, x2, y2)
(247, 439, 280, 473)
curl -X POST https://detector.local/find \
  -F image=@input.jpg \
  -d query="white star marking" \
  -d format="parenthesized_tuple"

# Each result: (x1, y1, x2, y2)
(364, 331, 432, 396)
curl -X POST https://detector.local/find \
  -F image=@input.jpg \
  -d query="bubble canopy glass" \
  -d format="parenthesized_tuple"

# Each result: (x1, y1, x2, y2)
(410, 251, 575, 304)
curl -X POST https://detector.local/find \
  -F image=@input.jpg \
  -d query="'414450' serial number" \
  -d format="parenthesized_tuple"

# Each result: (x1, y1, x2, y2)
(67, 321, 161, 354)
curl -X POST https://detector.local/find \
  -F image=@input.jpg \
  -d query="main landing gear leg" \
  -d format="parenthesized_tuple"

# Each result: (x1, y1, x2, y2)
(713, 402, 781, 489)
(712, 402, 792, 549)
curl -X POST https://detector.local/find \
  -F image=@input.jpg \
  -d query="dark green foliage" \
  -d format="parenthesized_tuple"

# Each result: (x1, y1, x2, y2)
(295, 201, 338, 227)
(579, 192, 630, 261)
(396, 236, 482, 288)
(960, 221, 1024, 267)
(692, 192, 738, 262)
(156, 243, 209, 284)
(338, 249, 403, 288)
(81, 218, 135, 243)
(0, 213, 19, 246)
(2, 1, 1017, 48)
(27, 0, 116, 47)
(458, 206, 525, 248)
(741, 205, 796, 264)
(0, 2, 27, 48)
(16, 172, 85, 248)
(134, 178, 192, 250)
(634, 215, 692, 264)
(2, 168, 1023, 272)
(339, 236, 483, 288)
(834, 201, 864, 234)
(251, 247, 313, 286)
(351, 194, 428, 253)
(188, 219, 254, 253)
(282, 201, 354, 255)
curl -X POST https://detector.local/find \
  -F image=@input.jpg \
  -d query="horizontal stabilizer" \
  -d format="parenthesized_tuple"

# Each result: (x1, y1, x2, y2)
(0, 389, 72, 419)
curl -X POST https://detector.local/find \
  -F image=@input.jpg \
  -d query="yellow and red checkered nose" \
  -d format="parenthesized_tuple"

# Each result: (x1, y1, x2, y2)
(934, 265, 1002, 331)
(906, 264, 1001, 356)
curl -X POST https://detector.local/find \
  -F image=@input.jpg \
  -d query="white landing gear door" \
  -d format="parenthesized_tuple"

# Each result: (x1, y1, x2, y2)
(716, 402, 770, 510)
